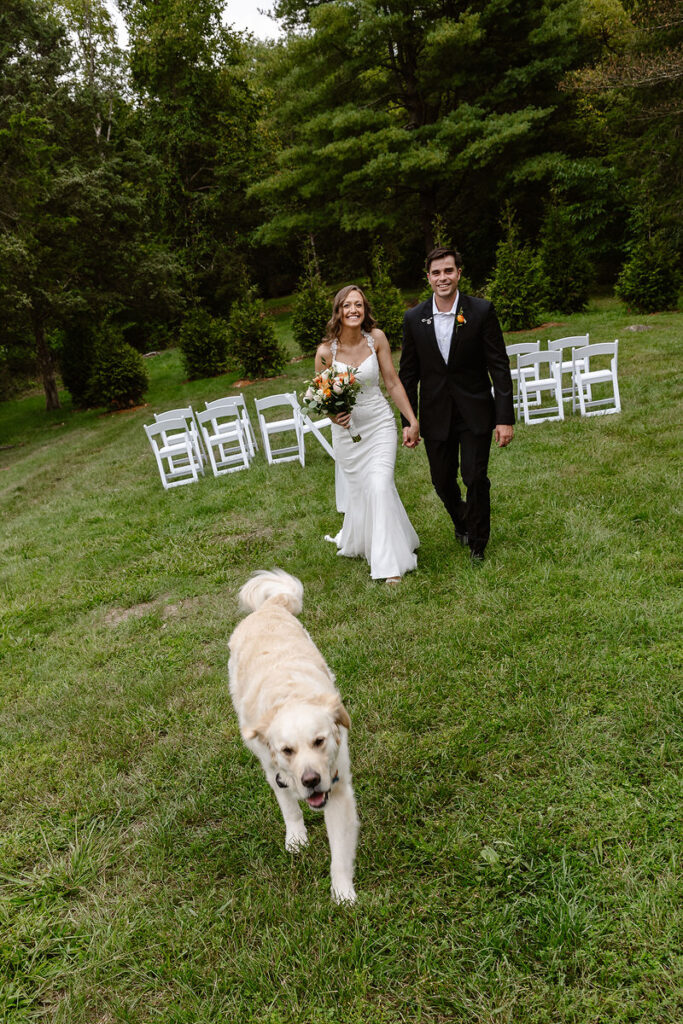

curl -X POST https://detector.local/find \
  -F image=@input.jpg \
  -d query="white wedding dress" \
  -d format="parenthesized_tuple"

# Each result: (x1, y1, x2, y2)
(325, 333, 419, 579)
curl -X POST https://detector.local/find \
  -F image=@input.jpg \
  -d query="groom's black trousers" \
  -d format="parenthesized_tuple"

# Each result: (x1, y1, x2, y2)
(423, 406, 492, 553)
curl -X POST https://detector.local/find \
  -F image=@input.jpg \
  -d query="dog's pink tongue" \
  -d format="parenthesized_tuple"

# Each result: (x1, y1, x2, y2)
(307, 792, 326, 808)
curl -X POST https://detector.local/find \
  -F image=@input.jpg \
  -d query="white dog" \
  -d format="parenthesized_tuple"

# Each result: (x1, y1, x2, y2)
(228, 569, 358, 904)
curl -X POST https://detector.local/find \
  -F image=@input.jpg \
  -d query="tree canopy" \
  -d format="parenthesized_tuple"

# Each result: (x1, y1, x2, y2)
(1, 0, 680, 408)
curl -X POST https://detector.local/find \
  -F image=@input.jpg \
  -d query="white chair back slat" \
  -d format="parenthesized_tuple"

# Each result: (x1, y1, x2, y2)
(254, 392, 305, 467)
(205, 394, 258, 458)
(196, 403, 251, 476)
(144, 417, 202, 489)
(154, 405, 206, 467)
(572, 341, 620, 417)
(517, 350, 565, 424)
(505, 341, 542, 414)
(547, 334, 590, 400)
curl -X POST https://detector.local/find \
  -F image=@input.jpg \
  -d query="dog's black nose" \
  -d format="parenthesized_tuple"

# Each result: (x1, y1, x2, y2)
(301, 771, 321, 790)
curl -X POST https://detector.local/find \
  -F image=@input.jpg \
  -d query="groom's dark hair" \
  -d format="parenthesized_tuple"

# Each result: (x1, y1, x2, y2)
(425, 246, 463, 272)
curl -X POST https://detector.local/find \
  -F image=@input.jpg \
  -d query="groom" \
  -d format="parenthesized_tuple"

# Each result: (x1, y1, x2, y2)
(399, 246, 514, 563)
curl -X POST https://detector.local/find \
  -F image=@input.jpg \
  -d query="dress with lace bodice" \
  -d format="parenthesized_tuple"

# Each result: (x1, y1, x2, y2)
(325, 332, 419, 579)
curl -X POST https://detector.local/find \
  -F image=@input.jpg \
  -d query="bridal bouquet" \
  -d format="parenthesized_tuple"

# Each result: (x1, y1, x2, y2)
(302, 365, 362, 441)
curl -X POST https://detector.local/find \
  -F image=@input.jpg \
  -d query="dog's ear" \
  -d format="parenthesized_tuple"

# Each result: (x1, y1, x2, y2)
(242, 723, 268, 744)
(332, 699, 351, 731)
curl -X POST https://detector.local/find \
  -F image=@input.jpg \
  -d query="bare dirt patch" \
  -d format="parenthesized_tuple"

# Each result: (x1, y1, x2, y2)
(103, 594, 204, 626)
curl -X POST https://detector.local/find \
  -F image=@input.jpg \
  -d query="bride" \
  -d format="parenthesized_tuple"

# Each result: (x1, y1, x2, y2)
(316, 285, 420, 584)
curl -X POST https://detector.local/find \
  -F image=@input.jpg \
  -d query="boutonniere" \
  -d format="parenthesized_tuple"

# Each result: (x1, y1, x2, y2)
(455, 310, 467, 328)
(421, 316, 433, 325)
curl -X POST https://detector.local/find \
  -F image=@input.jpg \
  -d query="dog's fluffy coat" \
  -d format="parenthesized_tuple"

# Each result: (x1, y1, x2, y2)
(229, 569, 358, 903)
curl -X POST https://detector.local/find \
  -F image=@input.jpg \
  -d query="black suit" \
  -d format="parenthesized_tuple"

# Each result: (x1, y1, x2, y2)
(399, 294, 514, 553)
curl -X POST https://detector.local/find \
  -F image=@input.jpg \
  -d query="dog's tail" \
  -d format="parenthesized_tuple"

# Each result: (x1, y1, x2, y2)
(237, 569, 304, 617)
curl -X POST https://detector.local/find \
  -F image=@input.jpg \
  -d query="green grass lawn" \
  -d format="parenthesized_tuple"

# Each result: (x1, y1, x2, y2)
(1, 300, 681, 1023)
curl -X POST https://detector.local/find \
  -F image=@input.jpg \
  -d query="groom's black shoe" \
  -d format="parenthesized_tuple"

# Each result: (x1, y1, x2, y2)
(470, 549, 485, 564)
(455, 528, 468, 547)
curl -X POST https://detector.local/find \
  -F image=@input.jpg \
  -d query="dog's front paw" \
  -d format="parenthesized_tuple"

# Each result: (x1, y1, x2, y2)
(331, 881, 356, 905)
(285, 829, 308, 852)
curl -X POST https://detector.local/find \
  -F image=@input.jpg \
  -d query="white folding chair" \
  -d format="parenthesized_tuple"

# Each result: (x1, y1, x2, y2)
(518, 350, 565, 424)
(254, 393, 305, 466)
(506, 341, 541, 415)
(572, 341, 621, 417)
(154, 406, 206, 469)
(301, 413, 335, 459)
(547, 335, 589, 402)
(144, 417, 203, 489)
(196, 401, 251, 476)
(205, 394, 258, 459)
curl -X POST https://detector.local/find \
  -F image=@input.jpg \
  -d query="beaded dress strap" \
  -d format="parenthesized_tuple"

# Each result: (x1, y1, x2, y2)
(330, 339, 338, 362)
(363, 330, 376, 354)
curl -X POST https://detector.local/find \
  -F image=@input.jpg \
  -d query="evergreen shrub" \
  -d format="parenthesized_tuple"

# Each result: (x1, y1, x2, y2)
(292, 239, 331, 355)
(487, 217, 547, 331)
(227, 289, 286, 379)
(538, 205, 591, 313)
(87, 333, 148, 410)
(178, 308, 231, 379)
(366, 245, 405, 349)
(616, 233, 681, 313)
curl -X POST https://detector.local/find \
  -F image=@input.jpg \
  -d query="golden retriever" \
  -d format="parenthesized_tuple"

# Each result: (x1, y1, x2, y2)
(228, 569, 358, 903)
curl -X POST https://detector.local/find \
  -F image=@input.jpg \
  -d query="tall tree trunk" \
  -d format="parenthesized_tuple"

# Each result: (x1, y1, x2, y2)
(33, 315, 60, 410)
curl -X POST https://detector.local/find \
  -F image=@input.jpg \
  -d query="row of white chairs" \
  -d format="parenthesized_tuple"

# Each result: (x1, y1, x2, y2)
(144, 393, 334, 490)
(506, 335, 621, 425)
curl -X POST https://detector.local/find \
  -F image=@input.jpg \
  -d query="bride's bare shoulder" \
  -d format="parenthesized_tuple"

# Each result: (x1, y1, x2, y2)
(315, 340, 333, 368)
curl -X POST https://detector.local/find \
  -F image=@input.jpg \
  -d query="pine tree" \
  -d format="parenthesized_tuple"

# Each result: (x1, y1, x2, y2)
(538, 203, 591, 313)
(291, 237, 331, 356)
(487, 211, 547, 332)
(366, 244, 405, 351)
(226, 287, 287, 380)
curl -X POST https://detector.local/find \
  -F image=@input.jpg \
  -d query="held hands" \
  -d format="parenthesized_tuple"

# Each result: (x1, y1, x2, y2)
(402, 423, 421, 449)
(495, 424, 514, 448)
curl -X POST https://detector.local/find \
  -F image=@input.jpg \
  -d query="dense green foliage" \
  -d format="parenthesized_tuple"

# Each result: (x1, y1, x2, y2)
(538, 203, 592, 313)
(1, 0, 680, 410)
(226, 288, 287, 379)
(86, 335, 149, 410)
(123, 0, 263, 312)
(179, 307, 231, 380)
(256, 0, 608, 283)
(487, 215, 548, 331)
(1, 302, 681, 1021)
(366, 245, 406, 350)
(615, 233, 682, 313)
(291, 239, 331, 355)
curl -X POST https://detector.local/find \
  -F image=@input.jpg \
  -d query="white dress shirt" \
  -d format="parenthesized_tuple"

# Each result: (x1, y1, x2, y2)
(432, 292, 459, 364)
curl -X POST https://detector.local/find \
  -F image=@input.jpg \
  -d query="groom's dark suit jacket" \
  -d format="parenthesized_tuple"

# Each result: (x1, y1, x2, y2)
(400, 294, 514, 440)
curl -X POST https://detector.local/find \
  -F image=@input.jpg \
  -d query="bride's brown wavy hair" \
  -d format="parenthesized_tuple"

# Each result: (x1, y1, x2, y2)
(324, 285, 377, 343)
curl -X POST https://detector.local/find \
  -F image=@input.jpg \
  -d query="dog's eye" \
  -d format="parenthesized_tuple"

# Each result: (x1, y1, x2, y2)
(313, 737, 325, 748)
(282, 746, 294, 756)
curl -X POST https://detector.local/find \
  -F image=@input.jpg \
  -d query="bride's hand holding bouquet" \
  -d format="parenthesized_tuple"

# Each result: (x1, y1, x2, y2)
(302, 363, 362, 442)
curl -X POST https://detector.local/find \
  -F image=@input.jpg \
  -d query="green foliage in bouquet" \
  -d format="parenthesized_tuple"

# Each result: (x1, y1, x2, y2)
(227, 287, 287, 379)
(292, 237, 331, 356)
(616, 232, 681, 313)
(366, 244, 405, 350)
(179, 307, 231, 380)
